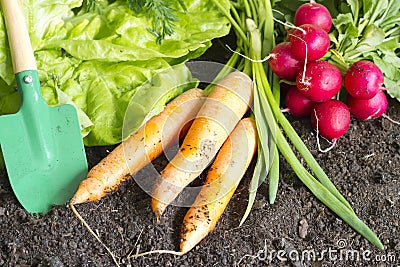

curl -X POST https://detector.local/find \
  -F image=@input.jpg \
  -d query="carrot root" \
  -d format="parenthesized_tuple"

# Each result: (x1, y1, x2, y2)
(70, 88, 206, 204)
(151, 72, 253, 219)
(180, 117, 258, 254)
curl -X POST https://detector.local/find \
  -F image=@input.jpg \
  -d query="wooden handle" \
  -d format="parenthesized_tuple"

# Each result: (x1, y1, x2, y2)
(0, 0, 36, 73)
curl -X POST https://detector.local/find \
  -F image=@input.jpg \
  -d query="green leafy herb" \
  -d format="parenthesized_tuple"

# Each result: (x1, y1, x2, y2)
(327, 0, 400, 101)
(127, 0, 187, 43)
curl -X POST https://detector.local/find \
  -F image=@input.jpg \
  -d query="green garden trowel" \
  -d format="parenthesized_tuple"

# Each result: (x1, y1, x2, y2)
(0, 0, 88, 213)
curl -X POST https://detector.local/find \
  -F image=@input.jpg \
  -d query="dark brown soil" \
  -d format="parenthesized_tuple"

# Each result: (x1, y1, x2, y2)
(1, 38, 399, 266)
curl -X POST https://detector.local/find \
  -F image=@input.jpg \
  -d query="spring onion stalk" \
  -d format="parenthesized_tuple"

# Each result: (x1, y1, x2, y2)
(267, 59, 281, 204)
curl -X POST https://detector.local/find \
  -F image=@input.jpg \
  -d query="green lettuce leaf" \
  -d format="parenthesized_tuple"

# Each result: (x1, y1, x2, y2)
(78, 61, 197, 146)
(0, 0, 230, 146)
(122, 63, 199, 142)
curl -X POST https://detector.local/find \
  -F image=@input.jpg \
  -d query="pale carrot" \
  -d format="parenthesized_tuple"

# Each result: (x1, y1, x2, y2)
(151, 71, 253, 219)
(128, 118, 257, 259)
(180, 117, 257, 253)
(70, 88, 206, 205)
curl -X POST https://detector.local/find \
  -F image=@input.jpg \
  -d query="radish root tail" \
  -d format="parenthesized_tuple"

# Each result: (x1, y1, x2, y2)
(289, 34, 308, 84)
(226, 44, 272, 63)
(314, 110, 337, 153)
(382, 80, 400, 91)
(271, 15, 306, 35)
(382, 113, 400, 125)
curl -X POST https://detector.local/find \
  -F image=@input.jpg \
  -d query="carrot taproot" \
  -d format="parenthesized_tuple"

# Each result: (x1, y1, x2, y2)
(180, 117, 257, 253)
(127, 118, 257, 259)
(151, 71, 253, 219)
(70, 88, 206, 205)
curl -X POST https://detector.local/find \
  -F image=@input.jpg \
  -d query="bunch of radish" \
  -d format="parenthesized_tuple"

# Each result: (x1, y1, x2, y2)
(269, 0, 391, 151)
(344, 60, 388, 120)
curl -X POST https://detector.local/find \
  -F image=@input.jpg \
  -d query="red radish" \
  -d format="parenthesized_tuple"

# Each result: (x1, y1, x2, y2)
(296, 60, 342, 102)
(268, 42, 304, 81)
(290, 24, 330, 61)
(311, 100, 350, 140)
(284, 85, 316, 117)
(346, 90, 388, 120)
(294, 2, 332, 32)
(344, 60, 384, 99)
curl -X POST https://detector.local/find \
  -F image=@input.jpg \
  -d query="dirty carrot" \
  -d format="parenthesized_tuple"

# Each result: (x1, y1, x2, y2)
(70, 88, 206, 205)
(180, 117, 257, 254)
(128, 117, 257, 258)
(151, 71, 253, 219)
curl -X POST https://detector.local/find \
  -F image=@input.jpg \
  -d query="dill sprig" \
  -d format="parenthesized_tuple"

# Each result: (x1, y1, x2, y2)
(145, 0, 178, 43)
(127, 0, 186, 44)
(82, 0, 107, 13)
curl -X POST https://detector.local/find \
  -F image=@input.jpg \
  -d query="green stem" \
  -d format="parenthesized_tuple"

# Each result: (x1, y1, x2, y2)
(204, 48, 241, 94)
(268, 73, 280, 204)
(328, 52, 349, 74)
(268, 149, 279, 204)
(261, 0, 274, 56)
(367, 1, 384, 29)
(239, 65, 270, 225)
(384, 27, 399, 38)
(247, 0, 259, 25)
(211, 0, 249, 47)
(243, 0, 252, 18)
(352, 0, 360, 24)
(358, 1, 383, 34)
(230, 4, 244, 30)
(255, 62, 354, 212)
